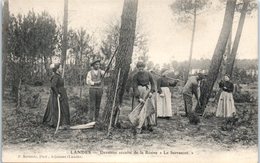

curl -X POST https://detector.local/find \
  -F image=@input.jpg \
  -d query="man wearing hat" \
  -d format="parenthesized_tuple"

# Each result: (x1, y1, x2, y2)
(86, 59, 105, 122)
(182, 73, 205, 124)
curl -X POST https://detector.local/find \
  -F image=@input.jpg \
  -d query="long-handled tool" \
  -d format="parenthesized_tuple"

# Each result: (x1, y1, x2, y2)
(54, 63, 66, 135)
(150, 71, 184, 82)
(54, 95, 61, 135)
(101, 46, 119, 82)
(107, 68, 121, 136)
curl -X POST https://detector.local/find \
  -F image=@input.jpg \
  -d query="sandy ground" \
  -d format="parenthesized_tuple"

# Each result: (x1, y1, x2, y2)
(2, 85, 258, 163)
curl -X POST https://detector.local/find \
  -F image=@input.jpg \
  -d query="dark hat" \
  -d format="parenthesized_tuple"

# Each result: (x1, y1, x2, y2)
(91, 59, 101, 66)
(136, 61, 146, 68)
(197, 73, 207, 80)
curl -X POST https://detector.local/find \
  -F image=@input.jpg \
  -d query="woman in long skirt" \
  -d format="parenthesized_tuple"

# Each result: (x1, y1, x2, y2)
(216, 75, 236, 117)
(43, 63, 70, 129)
(157, 69, 178, 119)
(131, 61, 156, 134)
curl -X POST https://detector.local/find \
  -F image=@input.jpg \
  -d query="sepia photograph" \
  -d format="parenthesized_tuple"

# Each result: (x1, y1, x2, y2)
(2, 0, 258, 162)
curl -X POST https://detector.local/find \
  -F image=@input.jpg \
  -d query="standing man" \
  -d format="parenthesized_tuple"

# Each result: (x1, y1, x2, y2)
(182, 73, 205, 124)
(86, 59, 105, 122)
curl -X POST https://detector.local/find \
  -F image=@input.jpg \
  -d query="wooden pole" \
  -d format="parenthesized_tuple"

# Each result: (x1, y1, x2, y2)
(16, 78, 22, 109)
(2, 0, 9, 93)
(55, 0, 68, 135)
(79, 52, 83, 102)
(185, 0, 197, 83)
(150, 71, 184, 82)
(107, 68, 121, 136)
(101, 46, 119, 82)
(54, 96, 61, 135)
(61, 0, 68, 80)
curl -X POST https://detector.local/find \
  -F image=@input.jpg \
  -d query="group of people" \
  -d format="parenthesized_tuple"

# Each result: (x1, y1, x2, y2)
(42, 60, 237, 133)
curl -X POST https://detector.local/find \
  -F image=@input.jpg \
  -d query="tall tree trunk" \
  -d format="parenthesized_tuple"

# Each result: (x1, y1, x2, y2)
(41, 57, 44, 80)
(185, 0, 197, 83)
(225, 0, 249, 77)
(102, 0, 138, 126)
(43, 56, 51, 77)
(79, 50, 83, 101)
(222, 27, 232, 76)
(61, 0, 68, 68)
(16, 78, 22, 109)
(218, 19, 233, 81)
(195, 0, 237, 113)
(214, 29, 232, 103)
(2, 0, 9, 92)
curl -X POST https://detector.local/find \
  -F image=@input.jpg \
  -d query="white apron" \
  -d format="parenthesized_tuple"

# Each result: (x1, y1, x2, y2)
(216, 91, 236, 117)
(157, 87, 173, 117)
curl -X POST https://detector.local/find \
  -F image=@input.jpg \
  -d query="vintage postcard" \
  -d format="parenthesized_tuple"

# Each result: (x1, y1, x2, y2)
(2, 0, 258, 162)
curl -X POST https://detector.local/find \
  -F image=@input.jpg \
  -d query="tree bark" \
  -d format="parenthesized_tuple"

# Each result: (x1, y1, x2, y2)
(185, 0, 197, 83)
(79, 49, 83, 101)
(102, 0, 138, 126)
(2, 0, 9, 92)
(43, 56, 51, 77)
(222, 27, 232, 76)
(40, 57, 44, 80)
(61, 0, 68, 67)
(214, 29, 232, 103)
(225, 0, 249, 77)
(195, 0, 237, 113)
(16, 78, 22, 109)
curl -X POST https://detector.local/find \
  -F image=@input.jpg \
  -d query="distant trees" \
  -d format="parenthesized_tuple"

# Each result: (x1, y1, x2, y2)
(8, 11, 59, 100)
(6, 9, 101, 104)
(66, 28, 96, 100)
(170, 0, 210, 82)
(225, 0, 257, 77)
(66, 28, 95, 85)
(2, 0, 9, 91)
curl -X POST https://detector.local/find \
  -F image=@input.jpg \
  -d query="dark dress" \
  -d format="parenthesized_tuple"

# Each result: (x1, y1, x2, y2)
(219, 80, 234, 93)
(132, 71, 155, 99)
(157, 77, 177, 94)
(43, 73, 70, 127)
(130, 71, 156, 129)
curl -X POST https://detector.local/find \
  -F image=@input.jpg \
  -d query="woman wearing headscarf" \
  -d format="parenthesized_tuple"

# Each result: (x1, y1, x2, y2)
(131, 61, 156, 134)
(43, 63, 70, 129)
(216, 75, 236, 117)
(157, 69, 178, 119)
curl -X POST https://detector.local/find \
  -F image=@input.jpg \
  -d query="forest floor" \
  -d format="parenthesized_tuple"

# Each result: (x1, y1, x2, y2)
(2, 83, 258, 162)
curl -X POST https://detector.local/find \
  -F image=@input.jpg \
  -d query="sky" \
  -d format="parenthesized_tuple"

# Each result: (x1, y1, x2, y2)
(9, 0, 258, 66)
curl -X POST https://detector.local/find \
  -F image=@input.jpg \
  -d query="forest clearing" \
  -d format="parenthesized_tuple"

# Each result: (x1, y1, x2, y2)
(2, 0, 258, 162)
(2, 82, 258, 162)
